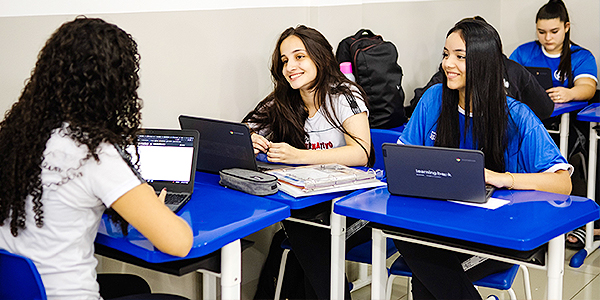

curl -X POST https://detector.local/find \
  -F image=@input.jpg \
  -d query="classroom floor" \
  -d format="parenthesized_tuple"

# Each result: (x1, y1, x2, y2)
(350, 246, 600, 300)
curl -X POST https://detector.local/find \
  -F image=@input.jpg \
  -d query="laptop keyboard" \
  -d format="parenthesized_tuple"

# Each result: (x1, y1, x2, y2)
(157, 192, 189, 205)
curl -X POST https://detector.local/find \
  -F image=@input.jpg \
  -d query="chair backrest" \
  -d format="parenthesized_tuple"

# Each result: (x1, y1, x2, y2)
(370, 128, 403, 170)
(0, 249, 47, 300)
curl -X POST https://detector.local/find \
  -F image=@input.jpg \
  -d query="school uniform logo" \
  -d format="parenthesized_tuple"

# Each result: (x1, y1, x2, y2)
(306, 141, 334, 150)
(429, 131, 437, 142)
(554, 70, 562, 82)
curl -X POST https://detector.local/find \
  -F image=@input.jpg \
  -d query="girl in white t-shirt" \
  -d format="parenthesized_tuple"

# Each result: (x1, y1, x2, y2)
(0, 17, 192, 300)
(244, 25, 372, 167)
(244, 25, 374, 299)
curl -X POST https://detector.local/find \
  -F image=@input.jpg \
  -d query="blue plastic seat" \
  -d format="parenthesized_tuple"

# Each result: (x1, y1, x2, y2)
(370, 128, 403, 171)
(386, 256, 531, 300)
(0, 249, 47, 300)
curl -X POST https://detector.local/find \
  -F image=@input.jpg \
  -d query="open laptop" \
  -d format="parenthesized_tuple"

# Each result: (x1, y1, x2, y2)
(382, 143, 494, 203)
(526, 66, 553, 90)
(125, 128, 199, 213)
(178, 115, 285, 173)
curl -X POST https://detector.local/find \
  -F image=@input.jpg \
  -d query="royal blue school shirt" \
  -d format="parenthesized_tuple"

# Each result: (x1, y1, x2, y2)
(509, 41, 597, 88)
(399, 84, 569, 173)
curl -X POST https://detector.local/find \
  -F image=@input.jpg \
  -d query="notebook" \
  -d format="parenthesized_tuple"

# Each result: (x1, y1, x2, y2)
(382, 143, 494, 203)
(125, 128, 199, 213)
(178, 115, 285, 173)
(526, 66, 553, 90)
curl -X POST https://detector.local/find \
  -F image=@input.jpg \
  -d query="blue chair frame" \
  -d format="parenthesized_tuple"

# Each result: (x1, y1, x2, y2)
(0, 249, 47, 300)
(370, 128, 403, 171)
(386, 256, 531, 300)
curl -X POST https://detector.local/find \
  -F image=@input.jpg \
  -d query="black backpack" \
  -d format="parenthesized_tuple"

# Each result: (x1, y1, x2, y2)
(336, 29, 406, 129)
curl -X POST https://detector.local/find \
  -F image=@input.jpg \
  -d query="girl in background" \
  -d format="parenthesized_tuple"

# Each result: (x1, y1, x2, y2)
(510, 0, 597, 103)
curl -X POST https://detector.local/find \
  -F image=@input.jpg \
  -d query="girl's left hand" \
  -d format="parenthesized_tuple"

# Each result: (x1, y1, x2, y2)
(267, 142, 302, 164)
(484, 168, 513, 189)
(547, 87, 571, 103)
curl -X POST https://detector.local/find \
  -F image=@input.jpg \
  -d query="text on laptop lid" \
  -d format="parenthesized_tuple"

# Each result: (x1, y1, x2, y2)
(382, 143, 492, 203)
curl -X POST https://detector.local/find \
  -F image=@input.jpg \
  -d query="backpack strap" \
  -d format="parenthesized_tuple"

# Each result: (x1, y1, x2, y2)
(353, 29, 375, 39)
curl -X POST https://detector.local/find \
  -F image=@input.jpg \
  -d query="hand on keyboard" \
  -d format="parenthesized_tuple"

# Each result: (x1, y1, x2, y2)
(157, 187, 167, 204)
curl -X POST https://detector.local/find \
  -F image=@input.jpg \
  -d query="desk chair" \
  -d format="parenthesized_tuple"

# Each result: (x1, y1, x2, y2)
(386, 256, 531, 300)
(571, 99, 600, 268)
(370, 128, 403, 171)
(274, 238, 397, 299)
(0, 249, 47, 300)
(273, 129, 404, 299)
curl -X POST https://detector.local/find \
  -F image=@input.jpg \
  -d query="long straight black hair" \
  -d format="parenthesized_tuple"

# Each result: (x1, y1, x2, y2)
(435, 19, 508, 173)
(537, 0, 574, 85)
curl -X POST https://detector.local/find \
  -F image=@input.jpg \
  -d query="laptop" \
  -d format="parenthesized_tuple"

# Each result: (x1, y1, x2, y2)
(124, 128, 199, 213)
(178, 115, 285, 173)
(526, 66, 553, 90)
(382, 143, 494, 203)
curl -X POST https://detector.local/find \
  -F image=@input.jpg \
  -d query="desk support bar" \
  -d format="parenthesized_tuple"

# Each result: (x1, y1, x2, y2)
(331, 212, 346, 300)
(286, 217, 331, 229)
(221, 239, 241, 300)
(372, 228, 388, 300)
(547, 234, 564, 300)
(559, 113, 570, 158)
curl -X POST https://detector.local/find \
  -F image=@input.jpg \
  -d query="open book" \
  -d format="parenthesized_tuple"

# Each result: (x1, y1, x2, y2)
(266, 163, 386, 197)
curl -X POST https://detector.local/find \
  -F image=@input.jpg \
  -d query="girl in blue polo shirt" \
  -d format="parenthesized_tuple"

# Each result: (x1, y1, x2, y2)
(396, 19, 572, 300)
(510, 0, 597, 103)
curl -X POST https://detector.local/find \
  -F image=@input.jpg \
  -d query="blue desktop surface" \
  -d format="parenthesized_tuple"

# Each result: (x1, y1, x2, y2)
(334, 187, 599, 250)
(550, 101, 588, 118)
(576, 102, 600, 122)
(95, 171, 290, 263)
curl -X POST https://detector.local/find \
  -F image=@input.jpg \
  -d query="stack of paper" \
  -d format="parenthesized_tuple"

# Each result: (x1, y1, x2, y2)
(266, 163, 386, 197)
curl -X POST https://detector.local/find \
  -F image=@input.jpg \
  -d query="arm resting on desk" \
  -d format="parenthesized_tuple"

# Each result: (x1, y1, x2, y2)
(485, 169, 572, 195)
(111, 184, 193, 257)
(547, 77, 597, 103)
(265, 112, 371, 167)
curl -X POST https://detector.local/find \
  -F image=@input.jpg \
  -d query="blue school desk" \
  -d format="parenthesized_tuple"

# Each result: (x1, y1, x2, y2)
(571, 103, 600, 266)
(548, 101, 588, 157)
(95, 171, 290, 300)
(332, 187, 600, 300)
(262, 166, 386, 295)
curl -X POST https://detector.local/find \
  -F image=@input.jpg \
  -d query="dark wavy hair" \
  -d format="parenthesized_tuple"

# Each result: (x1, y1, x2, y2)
(435, 19, 508, 172)
(0, 17, 142, 236)
(536, 0, 574, 84)
(243, 25, 373, 166)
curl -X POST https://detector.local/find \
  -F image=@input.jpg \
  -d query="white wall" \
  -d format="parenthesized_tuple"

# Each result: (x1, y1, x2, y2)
(0, 0, 597, 299)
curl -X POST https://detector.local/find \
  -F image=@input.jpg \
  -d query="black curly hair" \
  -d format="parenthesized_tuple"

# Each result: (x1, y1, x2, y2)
(0, 17, 142, 236)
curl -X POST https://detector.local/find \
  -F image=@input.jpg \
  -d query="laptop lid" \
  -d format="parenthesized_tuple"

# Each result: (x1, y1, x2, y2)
(178, 115, 258, 173)
(127, 128, 199, 194)
(382, 143, 488, 203)
(526, 66, 553, 90)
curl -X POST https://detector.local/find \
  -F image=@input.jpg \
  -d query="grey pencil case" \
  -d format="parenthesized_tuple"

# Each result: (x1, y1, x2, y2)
(219, 168, 279, 196)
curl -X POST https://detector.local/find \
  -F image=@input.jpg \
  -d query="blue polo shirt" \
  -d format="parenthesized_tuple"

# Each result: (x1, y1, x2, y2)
(510, 41, 597, 88)
(399, 84, 570, 174)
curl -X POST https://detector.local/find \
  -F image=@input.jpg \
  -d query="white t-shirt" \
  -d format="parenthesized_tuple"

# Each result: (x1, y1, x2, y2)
(304, 92, 368, 150)
(0, 126, 141, 300)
